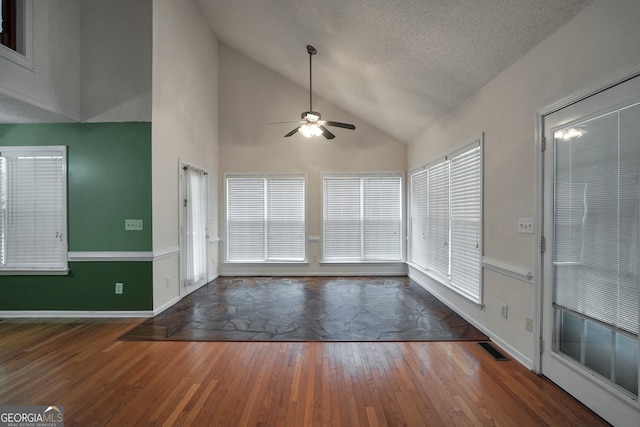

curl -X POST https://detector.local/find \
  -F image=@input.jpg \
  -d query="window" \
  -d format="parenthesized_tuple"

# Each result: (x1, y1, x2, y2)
(0, 0, 32, 69)
(226, 175, 305, 262)
(0, 0, 17, 51)
(409, 139, 482, 303)
(323, 173, 403, 262)
(0, 146, 68, 273)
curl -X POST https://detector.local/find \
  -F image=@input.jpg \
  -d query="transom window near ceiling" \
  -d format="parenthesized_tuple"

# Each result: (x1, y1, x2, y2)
(0, 0, 16, 51)
(0, 0, 32, 70)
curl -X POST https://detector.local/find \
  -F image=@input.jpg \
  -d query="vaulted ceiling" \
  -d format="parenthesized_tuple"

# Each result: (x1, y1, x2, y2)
(197, 0, 594, 142)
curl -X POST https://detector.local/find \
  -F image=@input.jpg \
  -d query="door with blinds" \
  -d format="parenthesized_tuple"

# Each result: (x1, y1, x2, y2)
(542, 74, 640, 426)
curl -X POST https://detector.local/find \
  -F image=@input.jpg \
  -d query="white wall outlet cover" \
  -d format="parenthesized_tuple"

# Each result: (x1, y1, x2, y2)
(125, 219, 143, 231)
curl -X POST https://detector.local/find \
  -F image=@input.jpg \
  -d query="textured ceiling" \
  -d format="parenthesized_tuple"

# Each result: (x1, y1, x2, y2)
(197, 0, 594, 142)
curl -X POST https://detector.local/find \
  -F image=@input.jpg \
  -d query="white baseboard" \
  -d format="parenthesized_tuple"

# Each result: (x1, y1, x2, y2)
(153, 297, 180, 316)
(0, 310, 153, 318)
(409, 270, 534, 370)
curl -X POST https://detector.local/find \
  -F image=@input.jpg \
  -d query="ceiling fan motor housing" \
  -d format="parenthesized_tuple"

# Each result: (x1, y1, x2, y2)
(302, 111, 322, 122)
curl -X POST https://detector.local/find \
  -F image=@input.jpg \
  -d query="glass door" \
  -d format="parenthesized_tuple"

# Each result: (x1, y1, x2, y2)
(542, 75, 640, 426)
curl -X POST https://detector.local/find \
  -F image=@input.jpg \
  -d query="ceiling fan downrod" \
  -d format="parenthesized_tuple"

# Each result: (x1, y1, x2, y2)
(307, 45, 317, 113)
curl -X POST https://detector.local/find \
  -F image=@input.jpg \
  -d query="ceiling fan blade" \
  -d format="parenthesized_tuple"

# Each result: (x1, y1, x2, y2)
(284, 127, 300, 137)
(267, 120, 303, 125)
(324, 120, 356, 130)
(319, 125, 335, 140)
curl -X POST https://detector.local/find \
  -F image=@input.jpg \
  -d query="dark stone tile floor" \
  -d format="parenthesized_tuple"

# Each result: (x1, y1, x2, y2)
(119, 276, 489, 342)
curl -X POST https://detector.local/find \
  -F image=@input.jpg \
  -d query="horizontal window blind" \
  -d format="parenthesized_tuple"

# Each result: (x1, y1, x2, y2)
(323, 173, 403, 262)
(363, 176, 402, 261)
(0, 147, 67, 271)
(226, 175, 305, 262)
(449, 144, 481, 302)
(554, 105, 639, 335)
(323, 176, 361, 260)
(408, 138, 483, 303)
(427, 161, 450, 277)
(267, 178, 305, 261)
(409, 169, 428, 268)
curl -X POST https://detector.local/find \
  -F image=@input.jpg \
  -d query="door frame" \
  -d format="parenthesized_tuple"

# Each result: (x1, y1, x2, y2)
(534, 62, 640, 375)
(178, 159, 210, 298)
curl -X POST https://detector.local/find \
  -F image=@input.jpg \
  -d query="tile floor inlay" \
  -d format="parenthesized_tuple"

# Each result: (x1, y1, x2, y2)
(119, 277, 489, 342)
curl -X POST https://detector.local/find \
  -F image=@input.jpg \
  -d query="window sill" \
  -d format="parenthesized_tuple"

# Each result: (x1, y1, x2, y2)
(407, 262, 482, 306)
(224, 261, 309, 266)
(0, 44, 34, 72)
(320, 260, 405, 265)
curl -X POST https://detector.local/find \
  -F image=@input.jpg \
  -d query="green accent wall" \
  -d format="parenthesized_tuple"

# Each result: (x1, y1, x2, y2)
(0, 123, 153, 311)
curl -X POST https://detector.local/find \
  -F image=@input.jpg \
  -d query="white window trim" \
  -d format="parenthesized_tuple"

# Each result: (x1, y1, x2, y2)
(0, 145, 68, 274)
(321, 171, 405, 263)
(224, 173, 307, 264)
(408, 135, 483, 304)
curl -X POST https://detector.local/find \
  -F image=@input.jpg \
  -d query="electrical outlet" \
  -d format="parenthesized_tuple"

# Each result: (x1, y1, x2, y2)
(525, 317, 533, 332)
(500, 304, 508, 319)
(115, 282, 123, 294)
(125, 219, 143, 231)
(165, 276, 172, 288)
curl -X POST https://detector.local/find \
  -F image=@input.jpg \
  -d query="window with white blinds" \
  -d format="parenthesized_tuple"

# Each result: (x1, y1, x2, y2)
(427, 161, 450, 277)
(409, 170, 428, 269)
(0, 146, 68, 272)
(449, 144, 482, 301)
(226, 175, 305, 262)
(409, 139, 483, 303)
(323, 173, 403, 262)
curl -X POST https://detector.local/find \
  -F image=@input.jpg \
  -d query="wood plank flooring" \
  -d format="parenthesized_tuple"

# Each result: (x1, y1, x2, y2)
(0, 318, 607, 426)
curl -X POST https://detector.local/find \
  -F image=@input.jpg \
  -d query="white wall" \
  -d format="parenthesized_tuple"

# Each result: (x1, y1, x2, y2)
(407, 0, 640, 366)
(152, 0, 220, 310)
(0, 0, 81, 122)
(218, 44, 407, 276)
(80, 0, 152, 122)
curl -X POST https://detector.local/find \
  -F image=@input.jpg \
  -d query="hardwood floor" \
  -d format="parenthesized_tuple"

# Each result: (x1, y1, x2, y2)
(0, 318, 607, 426)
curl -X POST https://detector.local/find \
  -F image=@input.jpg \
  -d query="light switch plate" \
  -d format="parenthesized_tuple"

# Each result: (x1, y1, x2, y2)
(517, 218, 534, 234)
(125, 219, 143, 231)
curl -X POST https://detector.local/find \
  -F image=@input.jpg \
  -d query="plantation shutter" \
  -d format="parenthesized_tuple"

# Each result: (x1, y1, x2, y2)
(0, 148, 67, 271)
(363, 176, 402, 260)
(323, 176, 361, 260)
(449, 143, 482, 302)
(226, 177, 265, 261)
(410, 169, 428, 268)
(267, 177, 305, 261)
(426, 161, 450, 277)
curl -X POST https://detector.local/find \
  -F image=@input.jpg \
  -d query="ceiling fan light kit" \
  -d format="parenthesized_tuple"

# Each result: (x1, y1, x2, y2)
(280, 45, 356, 140)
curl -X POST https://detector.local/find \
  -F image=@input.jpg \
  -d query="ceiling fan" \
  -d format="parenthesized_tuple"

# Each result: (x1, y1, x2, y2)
(278, 45, 356, 140)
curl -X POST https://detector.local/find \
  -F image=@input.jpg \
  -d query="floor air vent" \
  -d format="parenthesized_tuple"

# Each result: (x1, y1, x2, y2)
(477, 342, 509, 361)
